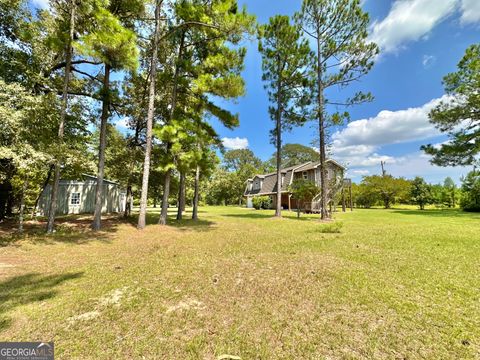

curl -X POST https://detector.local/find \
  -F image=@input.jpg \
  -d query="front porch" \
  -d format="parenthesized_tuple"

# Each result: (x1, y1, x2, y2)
(271, 193, 298, 211)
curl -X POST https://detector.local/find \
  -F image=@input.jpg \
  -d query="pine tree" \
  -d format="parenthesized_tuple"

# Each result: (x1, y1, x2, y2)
(258, 15, 313, 217)
(422, 44, 480, 167)
(295, 0, 378, 219)
(75, 1, 142, 230)
(138, 0, 162, 230)
(47, 0, 76, 234)
(156, 0, 254, 225)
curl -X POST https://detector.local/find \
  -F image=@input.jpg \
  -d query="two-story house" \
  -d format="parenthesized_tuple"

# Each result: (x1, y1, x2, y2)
(244, 160, 345, 210)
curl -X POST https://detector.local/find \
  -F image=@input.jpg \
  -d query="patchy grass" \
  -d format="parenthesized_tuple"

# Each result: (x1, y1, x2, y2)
(316, 221, 344, 233)
(0, 206, 479, 359)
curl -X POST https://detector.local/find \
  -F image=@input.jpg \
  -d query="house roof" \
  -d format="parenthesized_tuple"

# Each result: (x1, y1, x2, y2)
(244, 159, 345, 196)
(251, 164, 301, 179)
(294, 159, 345, 172)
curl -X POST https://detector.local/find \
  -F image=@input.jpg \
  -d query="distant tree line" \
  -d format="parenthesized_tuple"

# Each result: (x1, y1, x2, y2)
(350, 173, 480, 212)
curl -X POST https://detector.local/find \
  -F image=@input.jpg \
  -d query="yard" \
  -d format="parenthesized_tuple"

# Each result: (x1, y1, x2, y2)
(0, 207, 479, 359)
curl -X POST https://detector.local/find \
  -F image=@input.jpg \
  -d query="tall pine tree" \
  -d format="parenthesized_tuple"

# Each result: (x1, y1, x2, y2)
(422, 44, 480, 167)
(295, 0, 378, 219)
(258, 15, 313, 217)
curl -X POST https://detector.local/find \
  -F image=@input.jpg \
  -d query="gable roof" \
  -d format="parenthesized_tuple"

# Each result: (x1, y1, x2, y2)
(294, 159, 345, 172)
(244, 159, 345, 196)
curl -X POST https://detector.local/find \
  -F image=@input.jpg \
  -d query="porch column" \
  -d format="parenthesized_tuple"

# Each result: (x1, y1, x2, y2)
(288, 194, 291, 211)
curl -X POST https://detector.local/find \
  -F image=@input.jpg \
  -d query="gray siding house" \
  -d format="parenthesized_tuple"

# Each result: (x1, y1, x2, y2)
(38, 175, 128, 216)
(244, 160, 346, 211)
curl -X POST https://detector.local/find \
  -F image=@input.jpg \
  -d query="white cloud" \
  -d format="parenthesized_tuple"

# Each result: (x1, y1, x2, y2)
(329, 96, 464, 180)
(460, 0, 480, 24)
(381, 151, 469, 183)
(332, 144, 398, 167)
(330, 97, 471, 183)
(369, 0, 457, 54)
(222, 137, 249, 150)
(422, 54, 436, 68)
(369, 0, 480, 55)
(345, 151, 468, 184)
(31, 0, 50, 9)
(332, 96, 448, 152)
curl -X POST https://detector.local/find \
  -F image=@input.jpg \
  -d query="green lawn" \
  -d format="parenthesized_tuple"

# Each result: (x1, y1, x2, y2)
(0, 207, 479, 359)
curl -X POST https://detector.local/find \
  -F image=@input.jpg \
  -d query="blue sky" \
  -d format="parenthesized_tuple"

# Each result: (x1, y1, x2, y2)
(213, 0, 480, 184)
(31, 0, 480, 183)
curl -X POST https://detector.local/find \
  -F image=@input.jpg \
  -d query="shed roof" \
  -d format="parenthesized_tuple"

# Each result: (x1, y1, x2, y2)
(59, 174, 120, 185)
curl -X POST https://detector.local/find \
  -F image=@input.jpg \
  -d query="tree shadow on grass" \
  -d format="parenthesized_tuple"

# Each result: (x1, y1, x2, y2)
(222, 212, 273, 219)
(127, 212, 215, 232)
(0, 272, 83, 331)
(170, 218, 216, 232)
(391, 209, 480, 219)
(0, 216, 122, 247)
(223, 212, 312, 221)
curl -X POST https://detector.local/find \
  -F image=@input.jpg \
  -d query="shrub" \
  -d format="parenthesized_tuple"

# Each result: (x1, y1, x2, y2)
(317, 221, 343, 233)
(252, 196, 272, 210)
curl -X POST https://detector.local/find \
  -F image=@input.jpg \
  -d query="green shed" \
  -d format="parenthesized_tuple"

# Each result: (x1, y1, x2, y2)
(38, 174, 128, 216)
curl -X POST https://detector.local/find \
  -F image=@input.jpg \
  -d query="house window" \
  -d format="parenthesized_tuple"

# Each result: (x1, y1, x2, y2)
(302, 171, 308, 180)
(281, 174, 285, 186)
(70, 192, 80, 205)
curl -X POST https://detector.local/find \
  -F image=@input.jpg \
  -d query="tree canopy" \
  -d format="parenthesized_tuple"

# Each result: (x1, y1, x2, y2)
(422, 44, 480, 167)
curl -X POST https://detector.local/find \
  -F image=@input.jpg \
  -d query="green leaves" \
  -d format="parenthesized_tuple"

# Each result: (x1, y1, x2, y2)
(410, 177, 434, 210)
(289, 179, 320, 201)
(296, 0, 378, 113)
(74, 7, 139, 71)
(258, 14, 314, 138)
(422, 44, 480, 167)
(460, 169, 480, 212)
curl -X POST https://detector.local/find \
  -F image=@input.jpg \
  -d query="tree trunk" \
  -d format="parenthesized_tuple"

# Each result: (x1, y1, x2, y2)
(92, 63, 111, 231)
(176, 171, 186, 220)
(348, 181, 353, 211)
(275, 71, 282, 218)
(18, 178, 28, 233)
(159, 32, 185, 225)
(192, 165, 200, 220)
(138, 0, 161, 230)
(47, 1, 75, 233)
(159, 170, 171, 225)
(32, 164, 54, 219)
(124, 184, 132, 218)
(316, 28, 329, 220)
